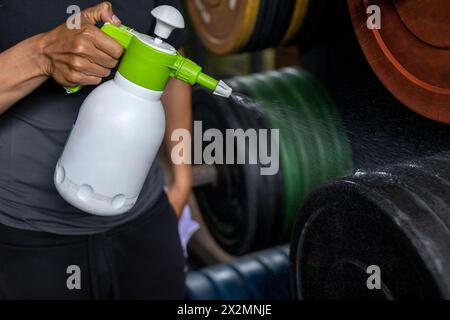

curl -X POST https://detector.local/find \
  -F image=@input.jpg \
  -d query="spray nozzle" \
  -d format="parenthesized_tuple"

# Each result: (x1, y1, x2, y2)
(172, 57, 233, 98)
(213, 81, 233, 98)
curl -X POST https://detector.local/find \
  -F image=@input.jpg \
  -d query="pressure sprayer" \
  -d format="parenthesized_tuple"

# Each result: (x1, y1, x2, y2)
(55, 5, 232, 216)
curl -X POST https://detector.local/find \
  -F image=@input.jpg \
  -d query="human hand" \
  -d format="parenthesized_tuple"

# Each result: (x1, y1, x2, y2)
(39, 1, 124, 87)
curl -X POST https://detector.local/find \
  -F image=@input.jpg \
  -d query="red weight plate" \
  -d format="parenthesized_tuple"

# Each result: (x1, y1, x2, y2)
(349, 0, 450, 124)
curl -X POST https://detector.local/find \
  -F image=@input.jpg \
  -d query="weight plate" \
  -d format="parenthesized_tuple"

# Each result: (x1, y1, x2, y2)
(290, 154, 450, 299)
(283, 68, 353, 177)
(219, 82, 274, 253)
(255, 246, 292, 299)
(229, 78, 285, 246)
(258, 72, 320, 239)
(230, 257, 276, 300)
(187, 245, 290, 300)
(282, 70, 338, 181)
(241, 0, 274, 52)
(192, 87, 259, 255)
(268, 0, 297, 48)
(349, 0, 450, 124)
(239, 74, 305, 242)
(187, 0, 261, 55)
(227, 80, 282, 250)
(202, 265, 252, 299)
(267, 70, 328, 182)
(185, 272, 220, 300)
(281, 0, 309, 45)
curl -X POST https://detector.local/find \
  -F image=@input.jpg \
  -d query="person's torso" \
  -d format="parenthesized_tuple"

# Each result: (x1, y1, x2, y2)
(0, 0, 183, 234)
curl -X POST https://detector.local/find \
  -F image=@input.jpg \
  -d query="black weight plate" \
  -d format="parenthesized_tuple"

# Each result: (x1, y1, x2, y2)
(289, 0, 316, 46)
(241, 0, 267, 52)
(268, 0, 297, 47)
(242, 0, 277, 52)
(386, 162, 450, 230)
(192, 87, 258, 255)
(230, 78, 285, 245)
(411, 153, 450, 181)
(241, 73, 303, 241)
(290, 156, 450, 299)
(228, 79, 284, 248)
(227, 95, 275, 249)
(255, 0, 281, 50)
(222, 90, 271, 252)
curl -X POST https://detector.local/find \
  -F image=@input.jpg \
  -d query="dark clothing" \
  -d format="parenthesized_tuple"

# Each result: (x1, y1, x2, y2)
(0, 0, 186, 234)
(0, 194, 185, 300)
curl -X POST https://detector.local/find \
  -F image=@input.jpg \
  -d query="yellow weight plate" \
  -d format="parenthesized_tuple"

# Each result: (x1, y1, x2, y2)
(187, 0, 261, 55)
(281, 0, 309, 45)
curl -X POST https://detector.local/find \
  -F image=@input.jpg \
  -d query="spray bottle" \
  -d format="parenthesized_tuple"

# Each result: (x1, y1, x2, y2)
(55, 5, 232, 216)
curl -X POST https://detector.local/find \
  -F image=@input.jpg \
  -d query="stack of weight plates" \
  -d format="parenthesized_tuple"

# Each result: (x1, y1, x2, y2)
(186, 0, 307, 54)
(186, 245, 291, 300)
(290, 153, 450, 299)
(192, 67, 353, 256)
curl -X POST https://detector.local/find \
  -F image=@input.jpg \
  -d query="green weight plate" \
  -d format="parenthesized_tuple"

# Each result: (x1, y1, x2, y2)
(259, 71, 326, 238)
(264, 71, 326, 183)
(278, 69, 337, 181)
(279, 68, 349, 183)
(285, 69, 353, 177)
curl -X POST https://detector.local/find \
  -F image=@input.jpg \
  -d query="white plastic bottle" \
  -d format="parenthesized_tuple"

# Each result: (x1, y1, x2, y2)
(55, 72, 166, 215)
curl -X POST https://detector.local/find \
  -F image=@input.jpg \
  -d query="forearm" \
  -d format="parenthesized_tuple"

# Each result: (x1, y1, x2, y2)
(162, 77, 192, 212)
(162, 77, 192, 185)
(0, 33, 49, 114)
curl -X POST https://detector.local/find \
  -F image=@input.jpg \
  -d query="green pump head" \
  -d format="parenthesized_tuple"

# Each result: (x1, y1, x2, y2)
(65, 5, 232, 98)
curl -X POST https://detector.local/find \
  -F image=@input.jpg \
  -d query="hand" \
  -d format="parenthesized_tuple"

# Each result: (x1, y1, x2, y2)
(39, 2, 124, 87)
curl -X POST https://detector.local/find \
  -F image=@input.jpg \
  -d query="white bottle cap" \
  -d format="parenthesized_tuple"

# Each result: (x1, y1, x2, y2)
(151, 5, 185, 39)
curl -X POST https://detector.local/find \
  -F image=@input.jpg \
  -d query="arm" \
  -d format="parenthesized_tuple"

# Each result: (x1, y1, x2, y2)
(0, 34, 48, 114)
(162, 76, 192, 218)
(0, 1, 123, 114)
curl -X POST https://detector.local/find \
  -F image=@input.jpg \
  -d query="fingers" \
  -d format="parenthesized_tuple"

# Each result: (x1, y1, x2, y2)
(70, 56, 112, 78)
(56, 64, 102, 87)
(84, 47, 119, 69)
(82, 1, 121, 26)
(88, 26, 124, 59)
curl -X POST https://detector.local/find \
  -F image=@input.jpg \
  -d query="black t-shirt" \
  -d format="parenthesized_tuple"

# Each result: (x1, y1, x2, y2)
(0, 0, 186, 234)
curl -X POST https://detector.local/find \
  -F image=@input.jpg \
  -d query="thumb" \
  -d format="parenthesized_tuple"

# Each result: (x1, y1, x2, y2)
(83, 1, 121, 26)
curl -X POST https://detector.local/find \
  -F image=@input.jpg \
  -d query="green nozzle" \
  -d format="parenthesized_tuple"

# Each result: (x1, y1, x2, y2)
(171, 57, 232, 97)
